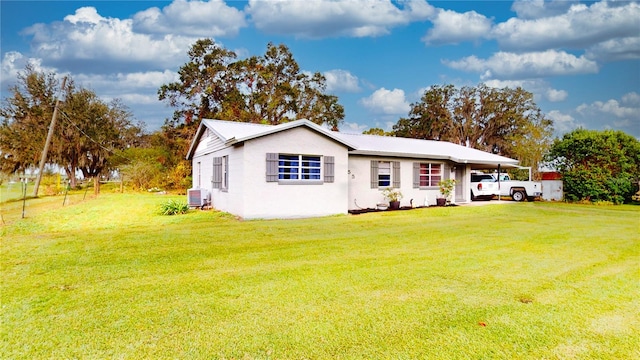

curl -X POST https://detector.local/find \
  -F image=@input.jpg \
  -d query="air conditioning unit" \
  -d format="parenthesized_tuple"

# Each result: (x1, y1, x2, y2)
(187, 188, 210, 208)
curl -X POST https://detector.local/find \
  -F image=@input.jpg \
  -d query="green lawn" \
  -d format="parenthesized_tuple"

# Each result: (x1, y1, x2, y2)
(1, 193, 639, 359)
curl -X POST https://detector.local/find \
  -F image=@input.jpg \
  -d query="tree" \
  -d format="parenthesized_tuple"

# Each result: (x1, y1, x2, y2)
(158, 39, 344, 129)
(362, 128, 394, 136)
(0, 64, 57, 174)
(158, 38, 237, 128)
(545, 129, 640, 204)
(1, 66, 141, 192)
(393, 84, 554, 176)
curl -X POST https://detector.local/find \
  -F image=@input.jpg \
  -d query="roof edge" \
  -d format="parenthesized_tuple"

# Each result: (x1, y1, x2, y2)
(227, 119, 357, 150)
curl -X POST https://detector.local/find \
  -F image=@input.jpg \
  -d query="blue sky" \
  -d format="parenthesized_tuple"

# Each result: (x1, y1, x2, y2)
(1, 0, 638, 137)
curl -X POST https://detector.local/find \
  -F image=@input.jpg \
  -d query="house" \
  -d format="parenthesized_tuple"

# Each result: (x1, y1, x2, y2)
(186, 119, 519, 219)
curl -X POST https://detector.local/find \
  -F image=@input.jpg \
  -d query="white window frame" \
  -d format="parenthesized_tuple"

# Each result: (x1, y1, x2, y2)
(419, 163, 442, 187)
(378, 161, 392, 188)
(278, 154, 322, 182)
(197, 161, 201, 188)
(222, 155, 228, 191)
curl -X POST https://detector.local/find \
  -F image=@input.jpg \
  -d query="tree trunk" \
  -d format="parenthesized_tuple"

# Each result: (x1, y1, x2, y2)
(64, 167, 77, 188)
(94, 177, 100, 196)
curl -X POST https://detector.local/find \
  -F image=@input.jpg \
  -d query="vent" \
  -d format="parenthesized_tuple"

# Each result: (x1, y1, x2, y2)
(187, 188, 210, 208)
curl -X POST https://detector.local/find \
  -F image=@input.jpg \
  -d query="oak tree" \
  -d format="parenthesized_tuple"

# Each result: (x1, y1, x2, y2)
(393, 84, 553, 177)
(158, 39, 345, 129)
(1, 66, 141, 190)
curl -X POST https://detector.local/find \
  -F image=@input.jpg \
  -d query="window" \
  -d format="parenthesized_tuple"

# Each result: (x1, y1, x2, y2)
(197, 162, 201, 188)
(212, 156, 228, 190)
(413, 163, 442, 187)
(370, 160, 401, 188)
(279, 154, 321, 180)
(378, 161, 391, 187)
(266, 153, 334, 184)
(222, 156, 228, 190)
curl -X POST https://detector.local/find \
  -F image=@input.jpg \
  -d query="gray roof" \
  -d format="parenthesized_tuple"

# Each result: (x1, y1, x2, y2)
(187, 119, 519, 167)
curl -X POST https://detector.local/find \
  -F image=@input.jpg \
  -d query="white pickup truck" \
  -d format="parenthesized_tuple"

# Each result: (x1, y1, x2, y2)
(470, 172, 543, 202)
(494, 173, 543, 202)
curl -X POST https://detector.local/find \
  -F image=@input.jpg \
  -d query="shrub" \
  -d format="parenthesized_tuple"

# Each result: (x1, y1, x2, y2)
(159, 199, 189, 215)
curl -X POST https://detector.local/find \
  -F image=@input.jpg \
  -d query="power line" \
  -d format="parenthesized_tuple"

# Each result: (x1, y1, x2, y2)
(58, 110, 132, 162)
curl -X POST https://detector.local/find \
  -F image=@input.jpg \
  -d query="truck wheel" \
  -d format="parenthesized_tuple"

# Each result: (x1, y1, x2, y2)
(512, 190, 526, 202)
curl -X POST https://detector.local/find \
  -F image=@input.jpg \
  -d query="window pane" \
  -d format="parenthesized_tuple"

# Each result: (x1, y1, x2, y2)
(379, 174, 391, 187)
(278, 154, 321, 181)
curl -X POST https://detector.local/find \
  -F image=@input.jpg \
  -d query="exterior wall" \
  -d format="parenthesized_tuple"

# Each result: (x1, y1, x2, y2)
(190, 143, 246, 216)
(542, 180, 563, 201)
(238, 127, 349, 219)
(347, 155, 462, 209)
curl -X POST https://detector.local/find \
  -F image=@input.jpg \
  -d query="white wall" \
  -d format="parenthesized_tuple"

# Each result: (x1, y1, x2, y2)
(191, 126, 348, 219)
(191, 137, 245, 215)
(238, 127, 349, 219)
(347, 155, 459, 209)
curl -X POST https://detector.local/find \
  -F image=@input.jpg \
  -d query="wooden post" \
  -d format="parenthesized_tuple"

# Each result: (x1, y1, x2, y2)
(33, 76, 67, 197)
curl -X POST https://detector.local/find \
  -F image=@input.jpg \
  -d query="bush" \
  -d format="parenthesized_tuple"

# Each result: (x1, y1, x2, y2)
(159, 200, 189, 215)
(546, 129, 640, 204)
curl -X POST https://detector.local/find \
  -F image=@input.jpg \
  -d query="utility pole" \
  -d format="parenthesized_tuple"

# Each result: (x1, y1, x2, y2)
(33, 76, 67, 197)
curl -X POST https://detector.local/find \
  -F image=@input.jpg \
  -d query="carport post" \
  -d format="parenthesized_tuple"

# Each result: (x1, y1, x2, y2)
(497, 164, 501, 201)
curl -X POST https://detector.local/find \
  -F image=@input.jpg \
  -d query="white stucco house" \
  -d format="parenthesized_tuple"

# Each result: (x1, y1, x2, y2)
(186, 119, 519, 219)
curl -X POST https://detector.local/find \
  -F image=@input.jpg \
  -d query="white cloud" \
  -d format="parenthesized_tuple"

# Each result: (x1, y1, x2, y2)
(444, 50, 598, 80)
(132, 0, 246, 37)
(341, 121, 369, 134)
(574, 92, 640, 136)
(585, 36, 640, 62)
(578, 98, 639, 119)
(510, 0, 577, 20)
(324, 69, 361, 93)
(73, 70, 178, 95)
(621, 92, 640, 106)
(422, 9, 492, 45)
(23, 6, 197, 73)
(545, 88, 568, 102)
(483, 79, 568, 103)
(1, 52, 30, 87)
(0, 52, 61, 98)
(547, 110, 582, 134)
(359, 88, 410, 114)
(246, 0, 434, 38)
(492, 1, 640, 51)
